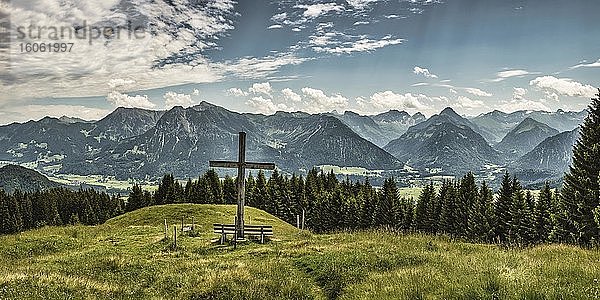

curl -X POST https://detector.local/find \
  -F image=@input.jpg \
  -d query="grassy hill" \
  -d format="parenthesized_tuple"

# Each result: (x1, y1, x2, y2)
(0, 204, 599, 299)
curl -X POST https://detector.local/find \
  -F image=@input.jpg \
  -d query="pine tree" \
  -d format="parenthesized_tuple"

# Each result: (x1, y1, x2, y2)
(495, 172, 514, 242)
(508, 180, 533, 245)
(126, 184, 145, 212)
(205, 169, 223, 204)
(438, 180, 458, 236)
(359, 178, 376, 228)
(222, 175, 237, 205)
(534, 182, 553, 243)
(255, 170, 269, 211)
(414, 182, 435, 232)
(456, 172, 478, 238)
(468, 181, 495, 242)
(558, 90, 600, 245)
(374, 177, 398, 227)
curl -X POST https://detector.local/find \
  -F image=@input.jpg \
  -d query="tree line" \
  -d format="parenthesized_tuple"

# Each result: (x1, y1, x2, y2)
(0, 188, 124, 234)
(127, 90, 600, 247)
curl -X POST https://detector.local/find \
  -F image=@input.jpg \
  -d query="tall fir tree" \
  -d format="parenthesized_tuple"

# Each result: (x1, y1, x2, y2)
(508, 180, 533, 245)
(468, 181, 495, 242)
(558, 90, 600, 245)
(222, 175, 237, 205)
(456, 172, 478, 238)
(534, 182, 554, 243)
(374, 177, 398, 227)
(495, 172, 514, 242)
(414, 182, 435, 232)
(438, 180, 458, 236)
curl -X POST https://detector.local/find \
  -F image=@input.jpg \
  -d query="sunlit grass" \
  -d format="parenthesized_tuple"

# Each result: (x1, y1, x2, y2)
(0, 204, 598, 299)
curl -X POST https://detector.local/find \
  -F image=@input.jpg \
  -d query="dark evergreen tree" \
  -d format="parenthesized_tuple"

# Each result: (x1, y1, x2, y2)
(126, 184, 146, 212)
(255, 170, 268, 211)
(456, 172, 478, 238)
(374, 177, 398, 227)
(558, 90, 600, 245)
(534, 183, 553, 243)
(414, 182, 435, 232)
(438, 180, 458, 236)
(222, 175, 237, 205)
(359, 178, 376, 228)
(495, 172, 514, 242)
(468, 181, 495, 242)
(508, 180, 533, 245)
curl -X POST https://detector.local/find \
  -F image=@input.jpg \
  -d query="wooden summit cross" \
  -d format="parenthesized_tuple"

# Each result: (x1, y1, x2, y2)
(209, 132, 275, 240)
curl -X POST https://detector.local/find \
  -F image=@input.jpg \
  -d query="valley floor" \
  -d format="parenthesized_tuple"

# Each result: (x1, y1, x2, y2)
(0, 204, 598, 299)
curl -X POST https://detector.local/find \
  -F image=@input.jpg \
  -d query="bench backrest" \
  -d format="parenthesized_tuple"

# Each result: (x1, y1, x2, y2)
(213, 223, 273, 236)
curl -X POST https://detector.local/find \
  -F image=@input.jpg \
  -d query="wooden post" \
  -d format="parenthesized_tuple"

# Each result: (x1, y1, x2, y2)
(296, 215, 300, 228)
(237, 132, 246, 239)
(164, 219, 168, 239)
(302, 209, 305, 230)
(173, 225, 177, 249)
(181, 217, 184, 233)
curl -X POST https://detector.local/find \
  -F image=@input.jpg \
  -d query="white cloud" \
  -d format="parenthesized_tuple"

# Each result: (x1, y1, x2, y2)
(491, 69, 535, 82)
(268, 24, 283, 29)
(2, 0, 236, 102)
(497, 87, 549, 112)
(282, 88, 302, 102)
(225, 53, 310, 79)
(357, 91, 431, 113)
(292, 28, 302, 32)
(529, 76, 596, 98)
(301, 87, 348, 113)
(464, 87, 492, 97)
(164, 91, 195, 109)
(295, 3, 344, 18)
(513, 87, 527, 100)
(411, 82, 429, 87)
(0, 105, 111, 125)
(498, 100, 550, 112)
(107, 91, 156, 109)
(271, 12, 287, 22)
(192, 89, 200, 96)
(455, 96, 484, 109)
(313, 35, 404, 54)
(246, 96, 288, 115)
(249, 82, 273, 97)
(353, 21, 370, 26)
(346, 0, 379, 10)
(226, 88, 249, 97)
(413, 66, 438, 78)
(570, 59, 600, 69)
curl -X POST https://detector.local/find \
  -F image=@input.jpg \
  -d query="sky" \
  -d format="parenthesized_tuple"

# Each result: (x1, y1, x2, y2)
(0, 0, 599, 124)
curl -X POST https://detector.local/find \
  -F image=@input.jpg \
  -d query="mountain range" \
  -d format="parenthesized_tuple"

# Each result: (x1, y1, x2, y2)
(0, 102, 587, 187)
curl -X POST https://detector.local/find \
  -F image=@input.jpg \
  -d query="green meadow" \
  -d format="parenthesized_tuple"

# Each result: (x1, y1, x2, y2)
(0, 204, 598, 299)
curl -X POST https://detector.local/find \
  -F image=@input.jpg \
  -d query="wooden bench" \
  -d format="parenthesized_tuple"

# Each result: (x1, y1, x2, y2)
(213, 224, 273, 244)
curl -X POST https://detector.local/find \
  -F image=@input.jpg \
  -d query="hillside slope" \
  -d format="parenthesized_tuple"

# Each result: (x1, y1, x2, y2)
(0, 164, 62, 193)
(0, 204, 598, 299)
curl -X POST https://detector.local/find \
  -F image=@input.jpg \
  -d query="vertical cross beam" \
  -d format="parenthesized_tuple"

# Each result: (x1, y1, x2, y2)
(237, 132, 246, 239)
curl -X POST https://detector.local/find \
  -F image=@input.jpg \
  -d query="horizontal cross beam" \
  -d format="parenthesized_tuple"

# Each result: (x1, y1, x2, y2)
(209, 160, 276, 170)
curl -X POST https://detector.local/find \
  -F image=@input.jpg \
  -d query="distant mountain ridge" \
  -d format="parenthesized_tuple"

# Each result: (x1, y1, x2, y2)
(327, 110, 425, 147)
(470, 109, 586, 144)
(384, 107, 501, 174)
(495, 117, 559, 158)
(0, 104, 586, 184)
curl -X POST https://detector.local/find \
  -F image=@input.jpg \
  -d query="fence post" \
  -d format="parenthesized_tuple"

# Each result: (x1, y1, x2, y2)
(181, 217, 184, 233)
(302, 209, 305, 230)
(164, 219, 167, 239)
(297, 215, 300, 228)
(173, 225, 177, 250)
